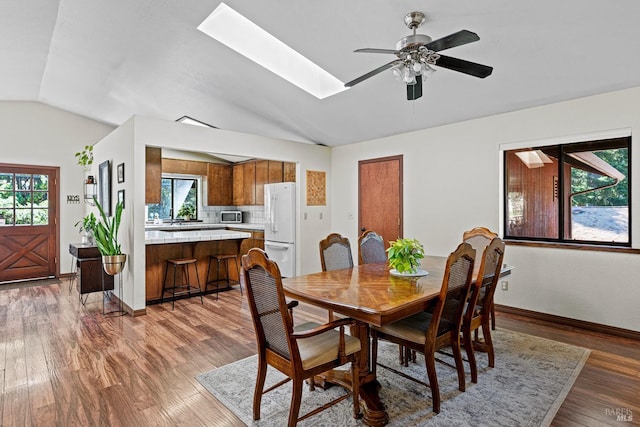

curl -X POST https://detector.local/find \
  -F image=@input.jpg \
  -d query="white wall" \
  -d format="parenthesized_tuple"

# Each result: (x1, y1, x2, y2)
(91, 115, 333, 312)
(0, 101, 115, 275)
(331, 86, 640, 333)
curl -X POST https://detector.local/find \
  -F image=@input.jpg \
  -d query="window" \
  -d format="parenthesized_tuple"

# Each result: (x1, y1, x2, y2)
(504, 136, 630, 246)
(0, 171, 49, 226)
(147, 176, 199, 221)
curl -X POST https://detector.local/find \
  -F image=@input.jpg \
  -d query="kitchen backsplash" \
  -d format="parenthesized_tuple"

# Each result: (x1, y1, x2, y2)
(201, 205, 265, 224)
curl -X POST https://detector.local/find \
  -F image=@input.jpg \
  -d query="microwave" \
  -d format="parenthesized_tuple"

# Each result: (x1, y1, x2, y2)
(220, 210, 243, 224)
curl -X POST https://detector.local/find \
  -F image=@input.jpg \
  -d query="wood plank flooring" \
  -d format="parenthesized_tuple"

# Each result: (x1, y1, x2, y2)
(0, 278, 638, 426)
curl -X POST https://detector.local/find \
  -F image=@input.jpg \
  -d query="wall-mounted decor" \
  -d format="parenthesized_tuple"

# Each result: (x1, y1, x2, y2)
(98, 160, 111, 216)
(306, 170, 326, 206)
(118, 189, 125, 209)
(117, 163, 125, 183)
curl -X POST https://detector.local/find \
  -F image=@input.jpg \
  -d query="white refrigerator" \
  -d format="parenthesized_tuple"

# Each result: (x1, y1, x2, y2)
(264, 182, 296, 277)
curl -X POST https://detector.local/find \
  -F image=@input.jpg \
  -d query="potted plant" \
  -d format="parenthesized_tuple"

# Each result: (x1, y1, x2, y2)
(386, 237, 425, 275)
(94, 197, 126, 275)
(75, 145, 94, 172)
(75, 212, 97, 244)
(176, 203, 196, 221)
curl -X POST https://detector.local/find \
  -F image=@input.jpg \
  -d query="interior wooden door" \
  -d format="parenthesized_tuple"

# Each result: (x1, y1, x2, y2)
(358, 155, 403, 247)
(0, 164, 59, 283)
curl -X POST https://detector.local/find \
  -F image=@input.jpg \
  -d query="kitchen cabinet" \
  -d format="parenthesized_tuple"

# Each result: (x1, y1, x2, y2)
(228, 228, 264, 256)
(243, 161, 256, 205)
(162, 158, 208, 175)
(255, 160, 268, 205)
(145, 147, 162, 204)
(232, 163, 244, 205)
(207, 163, 233, 206)
(283, 162, 296, 182)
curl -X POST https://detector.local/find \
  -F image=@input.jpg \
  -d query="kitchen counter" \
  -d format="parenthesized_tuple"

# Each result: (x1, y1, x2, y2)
(145, 223, 264, 232)
(145, 229, 251, 245)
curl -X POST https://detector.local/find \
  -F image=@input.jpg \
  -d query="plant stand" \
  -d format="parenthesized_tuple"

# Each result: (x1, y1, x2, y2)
(102, 263, 126, 317)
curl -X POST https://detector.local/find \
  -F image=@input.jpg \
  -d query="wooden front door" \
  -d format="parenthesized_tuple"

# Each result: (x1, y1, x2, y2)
(358, 155, 403, 247)
(0, 164, 59, 283)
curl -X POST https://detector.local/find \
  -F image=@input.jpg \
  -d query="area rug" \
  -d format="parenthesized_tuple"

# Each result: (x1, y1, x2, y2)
(196, 329, 590, 426)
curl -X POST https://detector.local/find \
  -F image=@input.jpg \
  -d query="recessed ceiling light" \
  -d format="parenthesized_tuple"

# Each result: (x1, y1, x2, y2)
(197, 2, 347, 99)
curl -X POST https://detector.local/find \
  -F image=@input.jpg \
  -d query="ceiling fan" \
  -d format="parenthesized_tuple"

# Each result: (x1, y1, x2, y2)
(345, 11, 493, 100)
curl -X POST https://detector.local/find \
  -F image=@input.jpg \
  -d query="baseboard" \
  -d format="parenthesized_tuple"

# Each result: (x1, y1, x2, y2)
(495, 304, 640, 341)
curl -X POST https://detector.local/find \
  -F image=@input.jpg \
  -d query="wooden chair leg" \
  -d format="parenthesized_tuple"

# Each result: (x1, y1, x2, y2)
(463, 327, 478, 383)
(482, 319, 495, 368)
(491, 304, 496, 330)
(351, 357, 361, 419)
(288, 378, 304, 427)
(452, 338, 466, 392)
(253, 357, 267, 421)
(371, 332, 378, 377)
(425, 352, 440, 414)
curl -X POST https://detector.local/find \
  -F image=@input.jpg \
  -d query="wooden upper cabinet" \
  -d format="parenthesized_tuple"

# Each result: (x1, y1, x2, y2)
(162, 158, 208, 175)
(145, 147, 162, 204)
(243, 161, 256, 205)
(268, 161, 283, 183)
(283, 162, 296, 182)
(207, 163, 233, 206)
(255, 160, 268, 205)
(232, 163, 244, 206)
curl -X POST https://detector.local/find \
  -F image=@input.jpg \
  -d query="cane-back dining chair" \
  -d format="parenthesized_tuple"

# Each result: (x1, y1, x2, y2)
(319, 233, 354, 321)
(461, 237, 505, 383)
(358, 230, 387, 265)
(242, 248, 361, 427)
(371, 242, 476, 414)
(462, 227, 499, 330)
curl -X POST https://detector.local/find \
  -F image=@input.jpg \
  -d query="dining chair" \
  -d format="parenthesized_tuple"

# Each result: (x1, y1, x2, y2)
(358, 230, 387, 265)
(371, 242, 476, 414)
(319, 233, 354, 321)
(241, 248, 362, 427)
(461, 237, 505, 383)
(462, 226, 499, 330)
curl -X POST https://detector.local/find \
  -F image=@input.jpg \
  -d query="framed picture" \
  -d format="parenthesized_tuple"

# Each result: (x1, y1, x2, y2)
(98, 160, 111, 216)
(117, 163, 125, 183)
(118, 189, 125, 209)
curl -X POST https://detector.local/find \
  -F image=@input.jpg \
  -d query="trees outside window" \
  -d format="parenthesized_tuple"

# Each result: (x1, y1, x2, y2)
(146, 176, 198, 221)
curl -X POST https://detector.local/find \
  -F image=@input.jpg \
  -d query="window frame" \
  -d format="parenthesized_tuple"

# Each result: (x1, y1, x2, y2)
(501, 131, 632, 249)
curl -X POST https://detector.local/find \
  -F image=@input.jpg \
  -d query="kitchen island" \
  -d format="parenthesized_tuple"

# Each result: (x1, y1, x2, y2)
(145, 229, 251, 303)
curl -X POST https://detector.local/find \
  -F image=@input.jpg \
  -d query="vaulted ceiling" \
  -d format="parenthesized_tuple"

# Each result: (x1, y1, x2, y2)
(2, 1, 640, 146)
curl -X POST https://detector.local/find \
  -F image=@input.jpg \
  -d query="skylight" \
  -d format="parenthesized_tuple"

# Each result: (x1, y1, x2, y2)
(197, 3, 347, 99)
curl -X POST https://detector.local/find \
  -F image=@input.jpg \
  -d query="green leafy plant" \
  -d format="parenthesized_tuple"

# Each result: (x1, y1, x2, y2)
(93, 197, 123, 256)
(75, 145, 94, 170)
(75, 212, 97, 234)
(176, 203, 196, 219)
(386, 237, 425, 274)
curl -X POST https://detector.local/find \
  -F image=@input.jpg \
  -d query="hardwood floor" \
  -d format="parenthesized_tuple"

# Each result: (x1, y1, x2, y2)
(0, 278, 637, 426)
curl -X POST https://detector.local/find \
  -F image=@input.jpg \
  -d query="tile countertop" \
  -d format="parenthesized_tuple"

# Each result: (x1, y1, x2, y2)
(145, 229, 251, 245)
(145, 223, 265, 231)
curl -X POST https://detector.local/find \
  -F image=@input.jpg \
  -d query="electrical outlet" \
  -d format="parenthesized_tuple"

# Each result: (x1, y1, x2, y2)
(304, 212, 308, 220)
(501, 281, 509, 291)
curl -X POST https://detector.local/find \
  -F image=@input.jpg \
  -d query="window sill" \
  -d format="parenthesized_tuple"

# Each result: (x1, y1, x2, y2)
(504, 239, 640, 254)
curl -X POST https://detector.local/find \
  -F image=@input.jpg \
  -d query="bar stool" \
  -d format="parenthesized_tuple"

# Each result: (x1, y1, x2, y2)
(205, 254, 241, 300)
(161, 258, 203, 310)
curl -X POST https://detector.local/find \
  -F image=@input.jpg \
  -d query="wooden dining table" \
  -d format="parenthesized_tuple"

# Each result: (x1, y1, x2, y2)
(282, 256, 513, 426)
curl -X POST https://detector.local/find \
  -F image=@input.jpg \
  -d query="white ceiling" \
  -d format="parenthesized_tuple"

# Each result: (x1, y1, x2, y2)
(3, 0, 640, 146)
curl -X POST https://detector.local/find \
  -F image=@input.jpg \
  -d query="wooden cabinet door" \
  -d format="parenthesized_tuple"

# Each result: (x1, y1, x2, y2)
(145, 147, 162, 204)
(243, 161, 256, 205)
(255, 160, 268, 205)
(207, 163, 233, 205)
(232, 163, 244, 206)
(268, 161, 283, 183)
(283, 162, 296, 182)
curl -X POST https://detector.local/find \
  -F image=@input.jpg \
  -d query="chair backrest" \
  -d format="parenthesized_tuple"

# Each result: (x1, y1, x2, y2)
(358, 230, 387, 265)
(427, 242, 476, 343)
(467, 237, 506, 322)
(242, 248, 297, 361)
(462, 227, 498, 255)
(319, 233, 354, 271)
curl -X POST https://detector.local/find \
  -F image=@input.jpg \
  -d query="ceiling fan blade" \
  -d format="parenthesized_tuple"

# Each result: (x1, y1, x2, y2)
(425, 29, 480, 52)
(407, 77, 423, 101)
(435, 54, 493, 78)
(345, 60, 402, 87)
(354, 48, 398, 54)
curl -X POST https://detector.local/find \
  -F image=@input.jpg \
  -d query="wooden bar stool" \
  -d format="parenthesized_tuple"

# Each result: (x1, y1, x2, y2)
(205, 254, 241, 300)
(161, 258, 203, 310)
